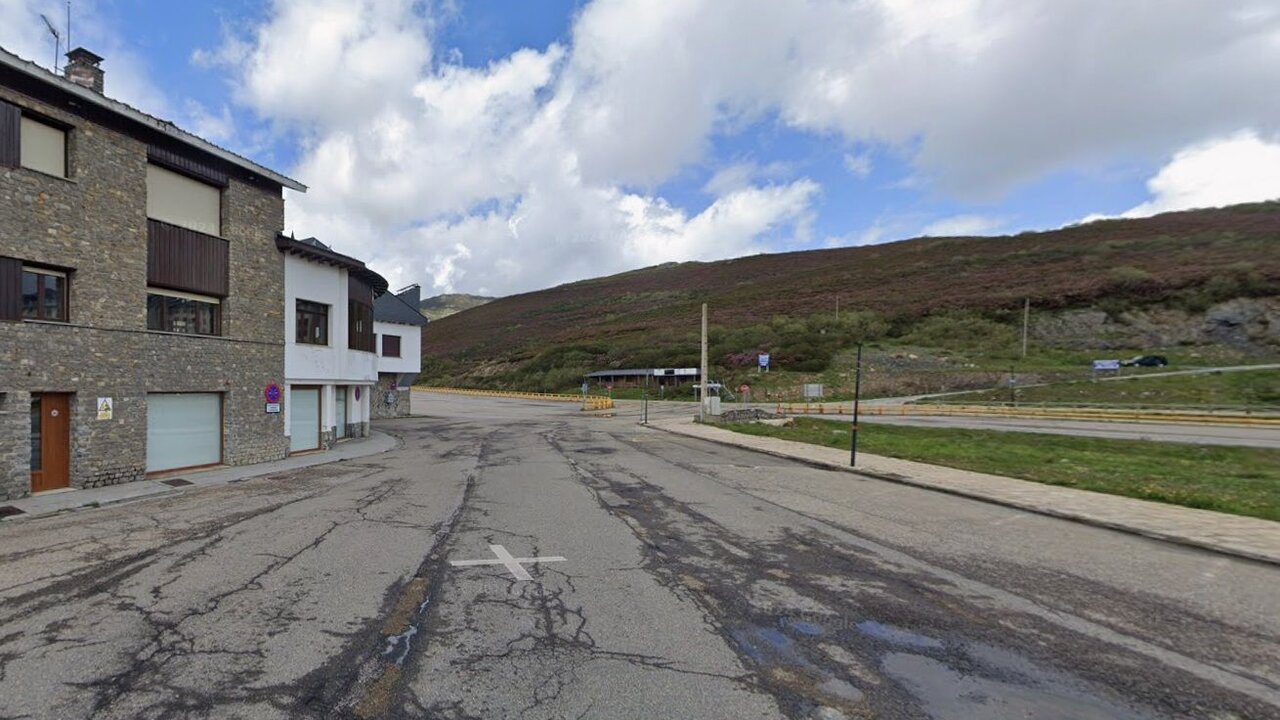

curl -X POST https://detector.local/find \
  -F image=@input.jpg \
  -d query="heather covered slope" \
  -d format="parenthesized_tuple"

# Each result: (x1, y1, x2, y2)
(420, 203, 1280, 388)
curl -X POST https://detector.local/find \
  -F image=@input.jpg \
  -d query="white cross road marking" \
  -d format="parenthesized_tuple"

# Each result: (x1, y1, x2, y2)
(448, 544, 566, 581)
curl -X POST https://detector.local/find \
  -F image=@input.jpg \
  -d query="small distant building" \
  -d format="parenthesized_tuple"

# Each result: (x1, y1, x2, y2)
(373, 285, 428, 418)
(585, 368, 698, 389)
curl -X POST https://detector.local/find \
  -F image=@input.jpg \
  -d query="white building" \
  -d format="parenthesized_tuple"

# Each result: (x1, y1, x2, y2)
(278, 235, 388, 452)
(372, 284, 428, 418)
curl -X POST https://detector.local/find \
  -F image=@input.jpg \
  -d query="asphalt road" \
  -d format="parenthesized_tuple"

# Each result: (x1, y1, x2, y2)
(0, 393, 1277, 719)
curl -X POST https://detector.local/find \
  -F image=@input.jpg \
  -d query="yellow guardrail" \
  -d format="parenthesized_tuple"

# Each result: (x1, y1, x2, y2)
(417, 386, 614, 411)
(774, 402, 1280, 427)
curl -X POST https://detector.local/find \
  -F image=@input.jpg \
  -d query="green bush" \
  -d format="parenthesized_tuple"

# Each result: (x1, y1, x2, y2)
(1107, 266, 1153, 288)
(902, 312, 1017, 353)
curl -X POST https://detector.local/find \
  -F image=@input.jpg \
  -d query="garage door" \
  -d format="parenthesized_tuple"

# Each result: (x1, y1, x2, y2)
(147, 393, 222, 472)
(290, 387, 321, 453)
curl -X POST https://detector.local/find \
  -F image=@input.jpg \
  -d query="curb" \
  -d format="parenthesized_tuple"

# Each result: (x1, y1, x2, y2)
(0, 430, 401, 525)
(647, 422, 1279, 568)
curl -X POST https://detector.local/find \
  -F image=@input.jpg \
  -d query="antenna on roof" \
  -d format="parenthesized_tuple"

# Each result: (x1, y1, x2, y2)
(67, 1, 73, 51)
(40, 14, 61, 72)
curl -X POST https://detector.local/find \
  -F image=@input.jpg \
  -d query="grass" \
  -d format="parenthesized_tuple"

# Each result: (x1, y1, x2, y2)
(721, 417, 1280, 521)
(936, 368, 1280, 408)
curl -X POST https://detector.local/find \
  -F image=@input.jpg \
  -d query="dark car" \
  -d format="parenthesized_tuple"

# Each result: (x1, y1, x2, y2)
(1121, 355, 1169, 368)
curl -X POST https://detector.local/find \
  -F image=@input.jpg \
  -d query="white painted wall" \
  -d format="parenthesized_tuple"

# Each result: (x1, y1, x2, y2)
(374, 321, 422, 375)
(284, 254, 378, 444)
(285, 254, 378, 385)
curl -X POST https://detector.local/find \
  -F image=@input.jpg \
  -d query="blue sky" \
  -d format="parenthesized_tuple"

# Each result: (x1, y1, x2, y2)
(3, 1, 1278, 296)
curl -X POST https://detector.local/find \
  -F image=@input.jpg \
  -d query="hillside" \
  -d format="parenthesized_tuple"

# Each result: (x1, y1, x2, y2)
(420, 203, 1280, 392)
(419, 293, 495, 321)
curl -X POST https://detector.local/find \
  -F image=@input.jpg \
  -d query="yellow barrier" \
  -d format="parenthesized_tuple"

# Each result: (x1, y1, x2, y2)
(774, 402, 1280, 427)
(417, 386, 615, 411)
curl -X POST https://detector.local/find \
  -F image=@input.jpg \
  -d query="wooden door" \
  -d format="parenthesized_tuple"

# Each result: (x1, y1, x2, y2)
(31, 394, 71, 492)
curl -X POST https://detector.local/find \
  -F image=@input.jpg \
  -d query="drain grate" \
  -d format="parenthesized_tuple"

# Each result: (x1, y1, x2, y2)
(160, 478, 193, 487)
(0, 505, 26, 519)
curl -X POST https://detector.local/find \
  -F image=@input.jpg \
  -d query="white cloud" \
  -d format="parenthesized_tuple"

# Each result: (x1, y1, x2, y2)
(920, 214, 1004, 237)
(1120, 131, 1280, 217)
(183, 100, 235, 143)
(843, 151, 873, 179)
(207, 0, 1280, 295)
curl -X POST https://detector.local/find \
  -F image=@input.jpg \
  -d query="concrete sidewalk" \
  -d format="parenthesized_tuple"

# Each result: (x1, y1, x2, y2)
(650, 417, 1280, 566)
(0, 430, 399, 523)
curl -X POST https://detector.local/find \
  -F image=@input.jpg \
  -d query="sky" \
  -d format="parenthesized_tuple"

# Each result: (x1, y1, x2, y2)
(3, 0, 1279, 298)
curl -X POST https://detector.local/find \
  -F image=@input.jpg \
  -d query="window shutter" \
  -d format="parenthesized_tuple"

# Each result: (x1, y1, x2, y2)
(0, 101, 19, 168)
(0, 256, 21, 321)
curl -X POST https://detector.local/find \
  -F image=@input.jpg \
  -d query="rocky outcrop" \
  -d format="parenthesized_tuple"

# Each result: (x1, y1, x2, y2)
(1032, 297, 1278, 352)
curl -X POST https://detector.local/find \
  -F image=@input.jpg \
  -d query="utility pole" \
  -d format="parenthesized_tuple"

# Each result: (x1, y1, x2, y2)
(699, 303, 708, 423)
(850, 342, 863, 467)
(1021, 297, 1030, 359)
(642, 373, 649, 426)
(835, 297, 840, 322)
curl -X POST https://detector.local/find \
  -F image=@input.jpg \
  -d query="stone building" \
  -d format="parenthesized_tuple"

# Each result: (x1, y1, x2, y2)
(0, 46, 306, 499)
(372, 284, 427, 419)
(279, 234, 387, 452)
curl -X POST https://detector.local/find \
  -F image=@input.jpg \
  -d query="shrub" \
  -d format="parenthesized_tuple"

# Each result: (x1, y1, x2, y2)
(1107, 266, 1153, 288)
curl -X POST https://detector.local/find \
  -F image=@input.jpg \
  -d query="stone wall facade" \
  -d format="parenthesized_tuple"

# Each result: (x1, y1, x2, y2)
(370, 373, 411, 419)
(0, 83, 290, 500)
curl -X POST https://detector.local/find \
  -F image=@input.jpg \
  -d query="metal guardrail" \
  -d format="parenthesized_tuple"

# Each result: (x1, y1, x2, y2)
(774, 402, 1280, 427)
(919, 399, 1280, 413)
(418, 387, 615, 411)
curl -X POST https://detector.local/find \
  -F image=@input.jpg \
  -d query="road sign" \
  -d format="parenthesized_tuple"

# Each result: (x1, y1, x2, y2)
(758, 353, 770, 368)
(1092, 359, 1121, 371)
(96, 397, 113, 421)
(803, 383, 823, 399)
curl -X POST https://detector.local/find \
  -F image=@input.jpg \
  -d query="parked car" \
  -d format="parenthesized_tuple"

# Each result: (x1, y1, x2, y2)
(1121, 355, 1169, 368)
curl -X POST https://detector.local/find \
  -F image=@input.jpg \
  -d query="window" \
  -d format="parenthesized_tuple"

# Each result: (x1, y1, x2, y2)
(147, 290, 221, 335)
(20, 116, 67, 178)
(146, 163, 221, 236)
(20, 267, 67, 322)
(382, 334, 402, 358)
(296, 300, 329, 345)
(348, 300, 374, 352)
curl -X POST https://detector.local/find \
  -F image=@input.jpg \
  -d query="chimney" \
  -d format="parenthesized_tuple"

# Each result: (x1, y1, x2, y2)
(396, 284, 421, 309)
(64, 47, 105, 94)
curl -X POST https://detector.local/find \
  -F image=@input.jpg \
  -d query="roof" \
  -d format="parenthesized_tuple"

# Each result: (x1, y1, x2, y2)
(0, 45, 306, 193)
(375, 290, 429, 327)
(275, 234, 388, 295)
(585, 369, 655, 378)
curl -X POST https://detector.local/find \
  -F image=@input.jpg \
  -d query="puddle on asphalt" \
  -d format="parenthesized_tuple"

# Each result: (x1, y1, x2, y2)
(381, 589, 434, 666)
(788, 620, 825, 636)
(856, 620, 945, 649)
(731, 626, 814, 668)
(882, 652, 1154, 720)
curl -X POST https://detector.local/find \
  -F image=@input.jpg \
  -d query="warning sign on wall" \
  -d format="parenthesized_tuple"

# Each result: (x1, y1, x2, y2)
(97, 397, 113, 421)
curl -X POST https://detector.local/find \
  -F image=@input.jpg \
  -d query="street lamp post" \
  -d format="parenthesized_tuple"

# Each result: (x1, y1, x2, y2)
(850, 342, 863, 467)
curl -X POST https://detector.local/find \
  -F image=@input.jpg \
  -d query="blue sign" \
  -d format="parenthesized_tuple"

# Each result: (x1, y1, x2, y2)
(758, 353, 770, 368)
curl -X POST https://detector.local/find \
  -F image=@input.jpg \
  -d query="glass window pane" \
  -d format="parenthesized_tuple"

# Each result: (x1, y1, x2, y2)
(147, 294, 165, 330)
(42, 275, 63, 320)
(20, 272, 38, 318)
